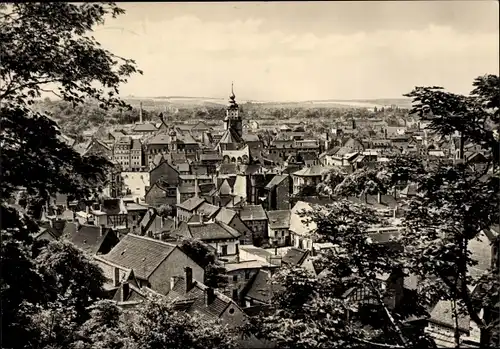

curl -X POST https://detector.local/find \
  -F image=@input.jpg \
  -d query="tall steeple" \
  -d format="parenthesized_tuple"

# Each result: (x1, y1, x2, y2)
(224, 82, 242, 138)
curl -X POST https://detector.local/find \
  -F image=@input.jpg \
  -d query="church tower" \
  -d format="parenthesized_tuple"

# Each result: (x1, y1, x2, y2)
(224, 82, 243, 138)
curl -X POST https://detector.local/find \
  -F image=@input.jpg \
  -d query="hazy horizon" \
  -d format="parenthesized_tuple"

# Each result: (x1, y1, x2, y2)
(90, 1, 499, 101)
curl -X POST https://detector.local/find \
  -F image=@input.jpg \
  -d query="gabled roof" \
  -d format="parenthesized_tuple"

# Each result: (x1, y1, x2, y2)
(218, 128, 243, 144)
(267, 210, 291, 229)
(71, 225, 119, 255)
(245, 269, 284, 304)
(197, 202, 220, 219)
(165, 277, 238, 321)
(133, 123, 158, 132)
(282, 247, 309, 266)
(239, 205, 267, 221)
(177, 221, 241, 240)
(218, 163, 239, 175)
(214, 207, 237, 224)
(101, 234, 177, 280)
(264, 174, 288, 190)
(177, 196, 206, 212)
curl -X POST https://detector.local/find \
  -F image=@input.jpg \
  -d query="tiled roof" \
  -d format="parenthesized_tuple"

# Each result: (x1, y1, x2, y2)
(71, 225, 118, 255)
(282, 247, 309, 266)
(200, 153, 223, 161)
(218, 128, 242, 144)
(245, 270, 284, 304)
(239, 205, 267, 221)
(101, 234, 177, 280)
(131, 138, 142, 149)
(165, 277, 233, 320)
(177, 196, 206, 211)
(176, 163, 190, 172)
(293, 165, 331, 177)
(267, 210, 291, 229)
(197, 202, 220, 218)
(180, 221, 241, 240)
(429, 300, 470, 333)
(218, 163, 239, 175)
(264, 174, 288, 190)
(215, 207, 237, 224)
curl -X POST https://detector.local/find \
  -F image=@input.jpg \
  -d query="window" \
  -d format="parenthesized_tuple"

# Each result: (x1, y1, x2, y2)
(245, 270, 250, 280)
(228, 308, 235, 315)
(232, 275, 238, 282)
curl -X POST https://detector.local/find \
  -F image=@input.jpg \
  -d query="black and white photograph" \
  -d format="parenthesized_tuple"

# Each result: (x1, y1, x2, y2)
(1, 1, 499, 348)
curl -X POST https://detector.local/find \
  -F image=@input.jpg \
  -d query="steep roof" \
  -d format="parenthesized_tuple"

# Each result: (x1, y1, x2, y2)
(282, 247, 309, 266)
(177, 221, 241, 240)
(101, 234, 177, 280)
(177, 196, 206, 212)
(214, 207, 237, 224)
(267, 210, 291, 229)
(245, 270, 284, 304)
(70, 225, 118, 255)
(429, 300, 470, 333)
(133, 123, 158, 132)
(218, 128, 243, 144)
(264, 174, 288, 190)
(239, 205, 267, 221)
(165, 277, 237, 321)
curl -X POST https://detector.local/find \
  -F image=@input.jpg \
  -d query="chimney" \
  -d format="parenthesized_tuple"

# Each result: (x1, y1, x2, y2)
(185, 267, 193, 292)
(113, 267, 120, 287)
(160, 218, 164, 229)
(100, 224, 105, 236)
(205, 287, 215, 306)
(121, 282, 130, 302)
(139, 102, 143, 123)
(174, 216, 178, 229)
(136, 198, 139, 204)
(232, 289, 239, 303)
(194, 178, 199, 198)
(72, 211, 76, 222)
(49, 219, 54, 228)
(199, 213, 203, 224)
(377, 192, 382, 204)
(170, 276, 176, 291)
(393, 187, 397, 198)
(86, 205, 90, 215)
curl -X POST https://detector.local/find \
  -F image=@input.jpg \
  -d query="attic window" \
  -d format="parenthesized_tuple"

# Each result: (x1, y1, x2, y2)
(120, 249, 126, 255)
(228, 308, 235, 315)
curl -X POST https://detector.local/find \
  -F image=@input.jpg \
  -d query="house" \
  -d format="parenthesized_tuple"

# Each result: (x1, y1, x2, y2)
(239, 205, 268, 246)
(99, 234, 204, 294)
(222, 260, 272, 306)
(70, 224, 120, 255)
(132, 122, 158, 135)
(149, 161, 180, 188)
(214, 207, 254, 245)
(292, 165, 331, 194)
(263, 174, 291, 211)
(267, 210, 291, 247)
(239, 246, 282, 267)
(244, 269, 284, 307)
(174, 220, 241, 257)
(144, 181, 177, 207)
(165, 267, 247, 328)
(289, 201, 317, 250)
(88, 199, 128, 229)
(124, 201, 149, 228)
(176, 196, 206, 222)
(425, 301, 474, 348)
(138, 208, 177, 238)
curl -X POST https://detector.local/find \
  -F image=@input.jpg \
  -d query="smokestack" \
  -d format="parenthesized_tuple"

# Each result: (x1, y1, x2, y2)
(113, 267, 120, 287)
(194, 178, 199, 198)
(377, 192, 382, 204)
(205, 287, 215, 306)
(185, 267, 193, 292)
(139, 102, 143, 123)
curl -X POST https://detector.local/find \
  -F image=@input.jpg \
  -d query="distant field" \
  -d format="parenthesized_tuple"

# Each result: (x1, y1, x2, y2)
(122, 95, 412, 110)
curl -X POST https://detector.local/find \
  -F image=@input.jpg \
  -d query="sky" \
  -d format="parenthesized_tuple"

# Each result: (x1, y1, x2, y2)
(92, 1, 499, 101)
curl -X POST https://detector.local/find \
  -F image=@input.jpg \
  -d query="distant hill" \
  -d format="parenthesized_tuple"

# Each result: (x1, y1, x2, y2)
(122, 95, 412, 110)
